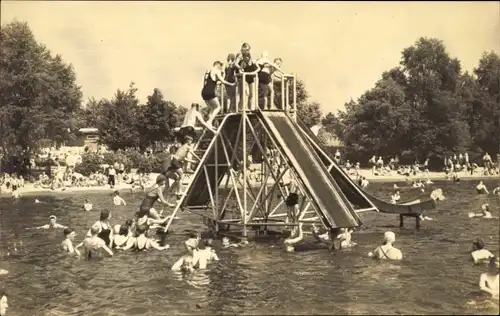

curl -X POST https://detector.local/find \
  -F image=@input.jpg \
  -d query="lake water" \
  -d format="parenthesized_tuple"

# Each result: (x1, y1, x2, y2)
(0, 179, 499, 315)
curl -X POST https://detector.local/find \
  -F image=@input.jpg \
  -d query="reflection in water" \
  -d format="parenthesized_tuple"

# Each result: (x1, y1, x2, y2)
(0, 180, 499, 315)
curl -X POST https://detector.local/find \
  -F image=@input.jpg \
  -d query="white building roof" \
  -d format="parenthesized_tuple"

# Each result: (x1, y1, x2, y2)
(78, 128, 98, 133)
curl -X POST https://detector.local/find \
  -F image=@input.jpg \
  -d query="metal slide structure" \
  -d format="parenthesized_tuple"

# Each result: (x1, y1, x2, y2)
(295, 118, 436, 215)
(257, 110, 361, 228)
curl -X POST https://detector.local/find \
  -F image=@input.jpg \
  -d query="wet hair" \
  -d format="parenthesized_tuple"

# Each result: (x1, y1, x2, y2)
(227, 53, 236, 62)
(473, 238, 485, 250)
(119, 225, 129, 236)
(156, 174, 167, 185)
(113, 191, 119, 196)
(489, 256, 500, 272)
(90, 224, 100, 235)
(100, 209, 110, 221)
(213, 60, 223, 67)
(241, 42, 251, 50)
(12, 185, 17, 191)
(124, 219, 134, 227)
(63, 228, 74, 236)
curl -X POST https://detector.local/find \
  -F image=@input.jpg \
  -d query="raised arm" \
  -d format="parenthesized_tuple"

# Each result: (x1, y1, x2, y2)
(171, 257, 185, 271)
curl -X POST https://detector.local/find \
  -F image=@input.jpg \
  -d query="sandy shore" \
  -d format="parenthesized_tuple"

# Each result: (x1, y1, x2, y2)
(2, 168, 497, 197)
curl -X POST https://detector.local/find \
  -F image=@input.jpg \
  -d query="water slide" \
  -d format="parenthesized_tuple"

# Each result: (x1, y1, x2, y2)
(257, 110, 362, 229)
(295, 118, 436, 215)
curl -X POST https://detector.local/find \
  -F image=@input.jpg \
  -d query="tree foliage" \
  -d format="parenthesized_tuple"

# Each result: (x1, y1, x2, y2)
(325, 37, 499, 166)
(98, 83, 142, 150)
(139, 88, 182, 147)
(0, 21, 82, 156)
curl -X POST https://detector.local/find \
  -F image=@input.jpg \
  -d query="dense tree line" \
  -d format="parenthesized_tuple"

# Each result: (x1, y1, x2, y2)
(322, 38, 499, 167)
(2, 21, 497, 172)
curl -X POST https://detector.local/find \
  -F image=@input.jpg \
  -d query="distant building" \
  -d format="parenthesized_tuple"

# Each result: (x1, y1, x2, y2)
(66, 128, 100, 151)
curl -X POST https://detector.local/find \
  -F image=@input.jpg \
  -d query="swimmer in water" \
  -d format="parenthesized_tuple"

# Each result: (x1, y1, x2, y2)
(11, 185, 21, 199)
(469, 204, 497, 219)
(221, 236, 239, 248)
(194, 239, 219, 269)
(476, 181, 489, 194)
(83, 199, 93, 211)
(28, 215, 67, 230)
(284, 222, 304, 253)
(390, 190, 401, 204)
(471, 238, 494, 264)
(367, 231, 403, 261)
(87, 209, 113, 248)
(76, 224, 114, 260)
(112, 191, 126, 206)
(0, 290, 8, 316)
(336, 228, 357, 249)
(120, 229, 169, 251)
(61, 228, 80, 256)
(479, 256, 499, 299)
(493, 185, 500, 195)
(112, 224, 132, 249)
(171, 254, 197, 273)
(184, 232, 201, 254)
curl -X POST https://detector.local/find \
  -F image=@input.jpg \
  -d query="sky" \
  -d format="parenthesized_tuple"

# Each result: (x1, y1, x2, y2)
(2, 1, 499, 114)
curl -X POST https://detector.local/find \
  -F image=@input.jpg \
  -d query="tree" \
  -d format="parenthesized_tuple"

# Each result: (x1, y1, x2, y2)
(337, 78, 412, 160)
(139, 88, 181, 147)
(468, 51, 500, 155)
(98, 82, 141, 150)
(267, 78, 322, 127)
(297, 101, 322, 128)
(400, 37, 470, 160)
(335, 37, 473, 166)
(0, 21, 82, 158)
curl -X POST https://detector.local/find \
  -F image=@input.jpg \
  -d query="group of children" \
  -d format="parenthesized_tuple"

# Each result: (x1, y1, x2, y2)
(199, 42, 285, 129)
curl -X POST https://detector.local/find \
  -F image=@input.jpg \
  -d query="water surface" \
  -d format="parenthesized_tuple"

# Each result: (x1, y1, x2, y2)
(0, 180, 499, 315)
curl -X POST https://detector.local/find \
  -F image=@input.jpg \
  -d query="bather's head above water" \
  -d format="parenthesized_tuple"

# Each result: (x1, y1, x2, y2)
(383, 231, 396, 245)
(488, 256, 500, 275)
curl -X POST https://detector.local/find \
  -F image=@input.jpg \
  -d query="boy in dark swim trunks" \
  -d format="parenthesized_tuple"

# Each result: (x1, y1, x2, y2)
(165, 136, 200, 197)
(224, 53, 238, 112)
(283, 175, 300, 223)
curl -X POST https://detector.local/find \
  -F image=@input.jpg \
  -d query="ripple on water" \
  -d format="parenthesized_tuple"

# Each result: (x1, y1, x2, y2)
(0, 179, 499, 315)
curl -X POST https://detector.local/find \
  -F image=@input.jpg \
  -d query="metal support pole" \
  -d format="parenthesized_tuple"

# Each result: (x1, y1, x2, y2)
(242, 73, 248, 239)
(292, 74, 297, 121)
(281, 76, 285, 111)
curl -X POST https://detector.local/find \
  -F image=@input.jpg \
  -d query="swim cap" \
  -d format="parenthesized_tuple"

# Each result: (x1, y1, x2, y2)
(384, 231, 396, 243)
(156, 174, 167, 184)
(49, 215, 57, 220)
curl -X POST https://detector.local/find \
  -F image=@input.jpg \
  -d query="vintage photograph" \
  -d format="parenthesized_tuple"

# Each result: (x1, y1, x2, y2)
(0, 1, 499, 315)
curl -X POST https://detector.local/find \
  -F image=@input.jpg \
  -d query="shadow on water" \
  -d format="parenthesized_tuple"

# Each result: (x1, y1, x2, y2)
(0, 179, 499, 315)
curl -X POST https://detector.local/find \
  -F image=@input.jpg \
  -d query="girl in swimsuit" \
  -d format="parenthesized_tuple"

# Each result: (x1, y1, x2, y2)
(112, 224, 134, 249)
(138, 175, 172, 223)
(238, 53, 261, 110)
(87, 209, 113, 248)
